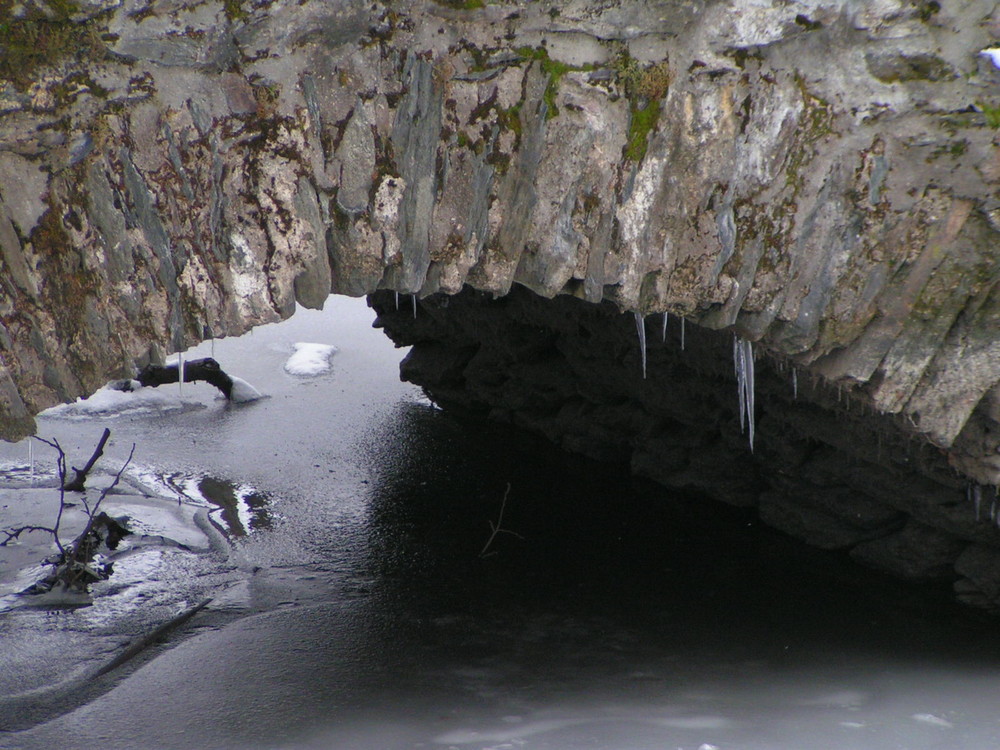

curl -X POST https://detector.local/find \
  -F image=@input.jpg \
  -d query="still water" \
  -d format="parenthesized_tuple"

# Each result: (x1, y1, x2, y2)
(2, 295, 1000, 750)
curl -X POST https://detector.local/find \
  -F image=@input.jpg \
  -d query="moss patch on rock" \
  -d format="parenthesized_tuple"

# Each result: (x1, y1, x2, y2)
(0, 0, 108, 89)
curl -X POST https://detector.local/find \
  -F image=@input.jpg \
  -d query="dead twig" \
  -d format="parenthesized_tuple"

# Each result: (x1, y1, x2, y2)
(479, 483, 524, 558)
(1, 525, 58, 545)
(1, 431, 137, 596)
(30, 435, 69, 557)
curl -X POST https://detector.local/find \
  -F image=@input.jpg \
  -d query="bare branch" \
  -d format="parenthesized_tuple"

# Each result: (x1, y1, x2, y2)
(91, 442, 136, 519)
(1, 525, 58, 546)
(63, 427, 111, 492)
(60, 443, 136, 591)
(32, 436, 68, 556)
(2, 430, 138, 596)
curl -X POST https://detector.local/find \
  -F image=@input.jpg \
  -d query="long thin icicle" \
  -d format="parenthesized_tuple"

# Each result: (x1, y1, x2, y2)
(634, 312, 647, 379)
(734, 336, 755, 451)
(680, 318, 686, 350)
(971, 483, 982, 520)
(661, 312, 668, 343)
(411, 294, 417, 319)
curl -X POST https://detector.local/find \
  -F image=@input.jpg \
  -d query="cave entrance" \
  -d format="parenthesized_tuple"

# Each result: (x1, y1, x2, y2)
(6, 290, 1000, 748)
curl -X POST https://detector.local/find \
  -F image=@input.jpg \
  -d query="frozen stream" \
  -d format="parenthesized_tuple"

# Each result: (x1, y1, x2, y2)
(2, 296, 1000, 749)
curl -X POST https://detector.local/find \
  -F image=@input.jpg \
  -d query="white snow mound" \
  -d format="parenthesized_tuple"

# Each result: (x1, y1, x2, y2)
(229, 377, 263, 403)
(284, 342, 338, 376)
(39, 384, 203, 420)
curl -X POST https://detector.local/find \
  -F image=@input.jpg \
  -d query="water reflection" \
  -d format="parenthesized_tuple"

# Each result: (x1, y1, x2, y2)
(127, 468, 273, 537)
(347, 401, 1000, 749)
(196, 476, 272, 537)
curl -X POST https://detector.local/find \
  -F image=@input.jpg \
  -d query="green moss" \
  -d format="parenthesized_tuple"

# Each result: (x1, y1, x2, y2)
(611, 48, 671, 161)
(223, 0, 248, 22)
(0, 0, 107, 89)
(51, 71, 109, 107)
(978, 101, 1000, 129)
(625, 100, 659, 162)
(515, 46, 594, 120)
(782, 75, 835, 193)
(496, 102, 522, 136)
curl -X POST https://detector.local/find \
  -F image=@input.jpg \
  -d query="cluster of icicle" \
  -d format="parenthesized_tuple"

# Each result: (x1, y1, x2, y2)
(734, 336, 755, 451)
(394, 292, 418, 318)
(633, 312, 685, 381)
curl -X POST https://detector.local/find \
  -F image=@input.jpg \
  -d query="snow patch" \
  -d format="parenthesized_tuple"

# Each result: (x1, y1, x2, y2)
(284, 342, 339, 376)
(39, 384, 204, 420)
(655, 716, 732, 730)
(981, 48, 1000, 70)
(230, 377, 263, 403)
(434, 719, 588, 744)
(912, 713, 953, 728)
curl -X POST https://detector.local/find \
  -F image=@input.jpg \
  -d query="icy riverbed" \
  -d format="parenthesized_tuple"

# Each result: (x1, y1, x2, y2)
(3, 296, 1000, 750)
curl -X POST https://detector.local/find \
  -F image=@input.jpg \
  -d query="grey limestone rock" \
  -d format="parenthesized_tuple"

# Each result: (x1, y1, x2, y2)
(0, 0, 997, 496)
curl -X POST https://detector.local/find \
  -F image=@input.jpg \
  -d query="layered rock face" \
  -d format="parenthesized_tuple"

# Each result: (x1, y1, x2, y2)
(0, 3, 998, 527)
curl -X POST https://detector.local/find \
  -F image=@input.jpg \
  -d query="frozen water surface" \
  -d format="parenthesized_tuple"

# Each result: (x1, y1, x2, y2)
(2, 296, 1000, 749)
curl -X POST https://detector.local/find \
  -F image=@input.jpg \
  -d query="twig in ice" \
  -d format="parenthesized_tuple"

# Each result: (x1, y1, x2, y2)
(479, 483, 524, 558)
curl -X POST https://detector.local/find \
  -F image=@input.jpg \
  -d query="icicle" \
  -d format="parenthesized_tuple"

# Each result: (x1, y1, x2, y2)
(178, 351, 185, 396)
(634, 312, 647, 379)
(394, 291, 400, 310)
(792, 368, 798, 399)
(734, 336, 746, 432)
(211, 338, 215, 358)
(734, 336, 755, 451)
(680, 318, 686, 350)
(411, 294, 417, 319)
(661, 312, 668, 343)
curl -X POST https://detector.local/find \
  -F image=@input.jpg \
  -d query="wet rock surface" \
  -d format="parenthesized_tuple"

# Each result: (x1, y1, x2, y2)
(372, 286, 1000, 611)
